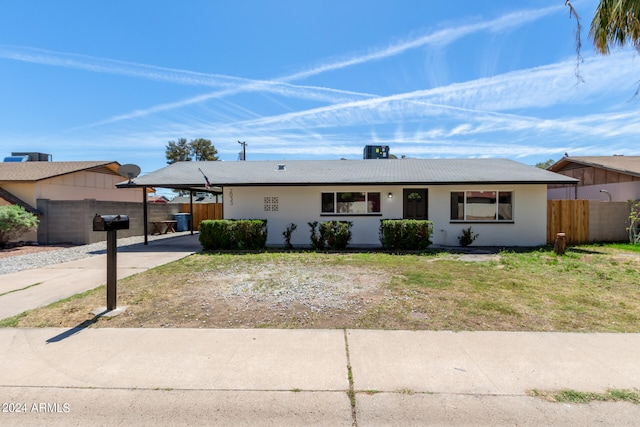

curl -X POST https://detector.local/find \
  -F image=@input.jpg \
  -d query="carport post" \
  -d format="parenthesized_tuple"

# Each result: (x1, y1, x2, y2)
(189, 190, 194, 234)
(106, 229, 117, 311)
(143, 186, 149, 245)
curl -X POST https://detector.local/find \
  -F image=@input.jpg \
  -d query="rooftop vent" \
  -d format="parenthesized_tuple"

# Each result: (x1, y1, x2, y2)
(11, 152, 52, 162)
(277, 164, 286, 171)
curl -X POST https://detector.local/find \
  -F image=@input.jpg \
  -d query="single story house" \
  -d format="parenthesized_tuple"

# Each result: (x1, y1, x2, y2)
(118, 158, 577, 247)
(0, 160, 140, 243)
(547, 155, 640, 201)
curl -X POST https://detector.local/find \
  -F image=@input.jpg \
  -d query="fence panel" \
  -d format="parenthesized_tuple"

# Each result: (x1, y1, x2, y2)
(547, 200, 589, 244)
(180, 203, 223, 229)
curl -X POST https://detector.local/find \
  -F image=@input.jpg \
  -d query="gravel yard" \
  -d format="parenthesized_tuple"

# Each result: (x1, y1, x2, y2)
(0, 234, 184, 275)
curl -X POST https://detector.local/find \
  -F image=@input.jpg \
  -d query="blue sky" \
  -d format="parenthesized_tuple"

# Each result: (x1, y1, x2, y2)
(1, 0, 638, 179)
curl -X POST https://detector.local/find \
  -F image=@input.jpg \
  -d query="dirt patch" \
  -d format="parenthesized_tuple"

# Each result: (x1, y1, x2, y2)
(130, 262, 396, 329)
(19, 256, 402, 329)
(0, 243, 74, 259)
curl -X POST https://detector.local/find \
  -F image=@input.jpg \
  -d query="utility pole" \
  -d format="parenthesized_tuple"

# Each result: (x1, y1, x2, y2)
(238, 140, 247, 161)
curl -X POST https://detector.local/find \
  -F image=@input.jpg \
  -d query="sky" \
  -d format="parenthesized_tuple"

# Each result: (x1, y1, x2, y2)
(1, 0, 639, 183)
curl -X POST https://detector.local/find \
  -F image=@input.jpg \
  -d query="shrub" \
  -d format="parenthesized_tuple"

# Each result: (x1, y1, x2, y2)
(379, 219, 433, 250)
(458, 226, 479, 246)
(308, 220, 353, 250)
(0, 205, 39, 247)
(627, 200, 640, 245)
(199, 219, 267, 250)
(322, 220, 353, 250)
(308, 221, 324, 250)
(282, 223, 297, 249)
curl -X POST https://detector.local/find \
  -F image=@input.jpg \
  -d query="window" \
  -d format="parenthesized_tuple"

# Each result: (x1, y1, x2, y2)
(321, 192, 381, 214)
(450, 191, 513, 222)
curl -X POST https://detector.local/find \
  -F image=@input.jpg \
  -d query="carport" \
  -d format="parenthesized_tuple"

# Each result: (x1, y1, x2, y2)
(116, 163, 221, 245)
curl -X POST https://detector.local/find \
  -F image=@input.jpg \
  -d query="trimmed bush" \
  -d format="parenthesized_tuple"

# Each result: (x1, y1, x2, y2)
(308, 220, 353, 250)
(0, 205, 39, 247)
(199, 219, 267, 250)
(308, 221, 324, 250)
(458, 226, 479, 246)
(379, 219, 433, 250)
(282, 223, 297, 249)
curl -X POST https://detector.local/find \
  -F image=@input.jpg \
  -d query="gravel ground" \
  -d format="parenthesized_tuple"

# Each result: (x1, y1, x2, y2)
(0, 234, 182, 275)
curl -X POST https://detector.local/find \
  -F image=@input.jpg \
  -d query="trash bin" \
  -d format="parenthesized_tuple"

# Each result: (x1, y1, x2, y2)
(174, 213, 191, 232)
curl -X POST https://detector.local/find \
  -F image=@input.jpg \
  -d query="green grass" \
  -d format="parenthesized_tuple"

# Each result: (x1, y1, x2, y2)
(0, 282, 43, 297)
(592, 242, 640, 253)
(529, 388, 640, 404)
(0, 311, 28, 327)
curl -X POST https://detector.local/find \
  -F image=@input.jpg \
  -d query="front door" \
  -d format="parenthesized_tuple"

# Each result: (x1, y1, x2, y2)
(403, 189, 428, 219)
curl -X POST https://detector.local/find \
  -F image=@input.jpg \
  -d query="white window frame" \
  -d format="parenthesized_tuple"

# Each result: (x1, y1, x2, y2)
(450, 190, 513, 222)
(321, 191, 381, 215)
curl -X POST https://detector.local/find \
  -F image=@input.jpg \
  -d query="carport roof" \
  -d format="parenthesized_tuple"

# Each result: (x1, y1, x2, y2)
(117, 158, 578, 190)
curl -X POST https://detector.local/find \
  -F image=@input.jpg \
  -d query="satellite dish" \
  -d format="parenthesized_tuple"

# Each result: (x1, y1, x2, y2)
(118, 164, 141, 184)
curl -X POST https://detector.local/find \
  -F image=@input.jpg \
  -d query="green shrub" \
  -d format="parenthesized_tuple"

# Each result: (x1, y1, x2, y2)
(0, 205, 39, 247)
(282, 223, 297, 249)
(199, 219, 267, 250)
(308, 221, 324, 250)
(627, 200, 640, 244)
(308, 220, 353, 250)
(458, 226, 479, 247)
(322, 220, 353, 250)
(379, 219, 433, 250)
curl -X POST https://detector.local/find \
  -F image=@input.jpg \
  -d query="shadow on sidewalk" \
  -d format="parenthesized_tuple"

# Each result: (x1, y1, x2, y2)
(45, 310, 107, 343)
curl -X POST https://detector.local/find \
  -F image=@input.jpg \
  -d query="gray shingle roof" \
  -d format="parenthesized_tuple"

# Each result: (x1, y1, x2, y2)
(0, 161, 120, 182)
(119, 158, 578, 190)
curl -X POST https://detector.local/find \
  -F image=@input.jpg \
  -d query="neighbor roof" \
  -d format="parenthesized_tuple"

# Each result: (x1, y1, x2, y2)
(118, 158, 578, 190)
(549, 156, 640, 177)
(0, 161, 121, 182)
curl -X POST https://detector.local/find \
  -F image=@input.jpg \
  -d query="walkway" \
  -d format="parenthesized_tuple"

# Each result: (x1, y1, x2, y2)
(1, 233, 639, 425)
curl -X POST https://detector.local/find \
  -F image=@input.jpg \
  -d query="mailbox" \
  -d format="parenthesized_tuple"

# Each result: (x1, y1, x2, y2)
(93, 214, 130, 231)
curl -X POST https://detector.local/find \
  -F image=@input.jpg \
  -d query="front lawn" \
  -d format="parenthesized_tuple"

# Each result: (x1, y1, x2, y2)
(3, 245, 639, 332)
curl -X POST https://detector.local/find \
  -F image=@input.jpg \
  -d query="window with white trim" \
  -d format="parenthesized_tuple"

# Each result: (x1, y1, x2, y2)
(450, 191, 513, 222)
(321, 192, 381, 214)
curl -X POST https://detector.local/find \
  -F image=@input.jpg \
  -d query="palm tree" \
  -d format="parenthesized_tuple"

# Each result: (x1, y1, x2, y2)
(589, 0, 640, 54)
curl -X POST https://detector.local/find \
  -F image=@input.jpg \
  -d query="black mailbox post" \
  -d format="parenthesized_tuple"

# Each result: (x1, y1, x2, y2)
(93, 214, 130, 311)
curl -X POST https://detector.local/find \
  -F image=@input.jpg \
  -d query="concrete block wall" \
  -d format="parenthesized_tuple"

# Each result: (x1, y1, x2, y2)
(589, 201, 631, 242)
(36, 199, 181, 244)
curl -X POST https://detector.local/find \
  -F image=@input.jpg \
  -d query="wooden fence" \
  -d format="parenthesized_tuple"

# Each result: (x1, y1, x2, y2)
(547, 200, 589, 245)
(180, 203, 223, 229)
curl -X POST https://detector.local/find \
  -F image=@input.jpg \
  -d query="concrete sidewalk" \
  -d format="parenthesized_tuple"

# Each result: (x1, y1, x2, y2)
(1, 328, 639, 425)
(0, 232, 201, 320)
(1, 233, 640, 425)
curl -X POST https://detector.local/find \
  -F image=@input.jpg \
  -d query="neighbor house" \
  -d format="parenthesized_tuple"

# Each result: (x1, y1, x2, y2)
(547, 155, 640, 201)
(119, 158, 577, 247)
(0, 158, 140, 244)
(545, 155, 640, 243)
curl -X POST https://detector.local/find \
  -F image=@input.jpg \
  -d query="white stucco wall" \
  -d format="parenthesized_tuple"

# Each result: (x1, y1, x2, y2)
(223, 184, 548, 248)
